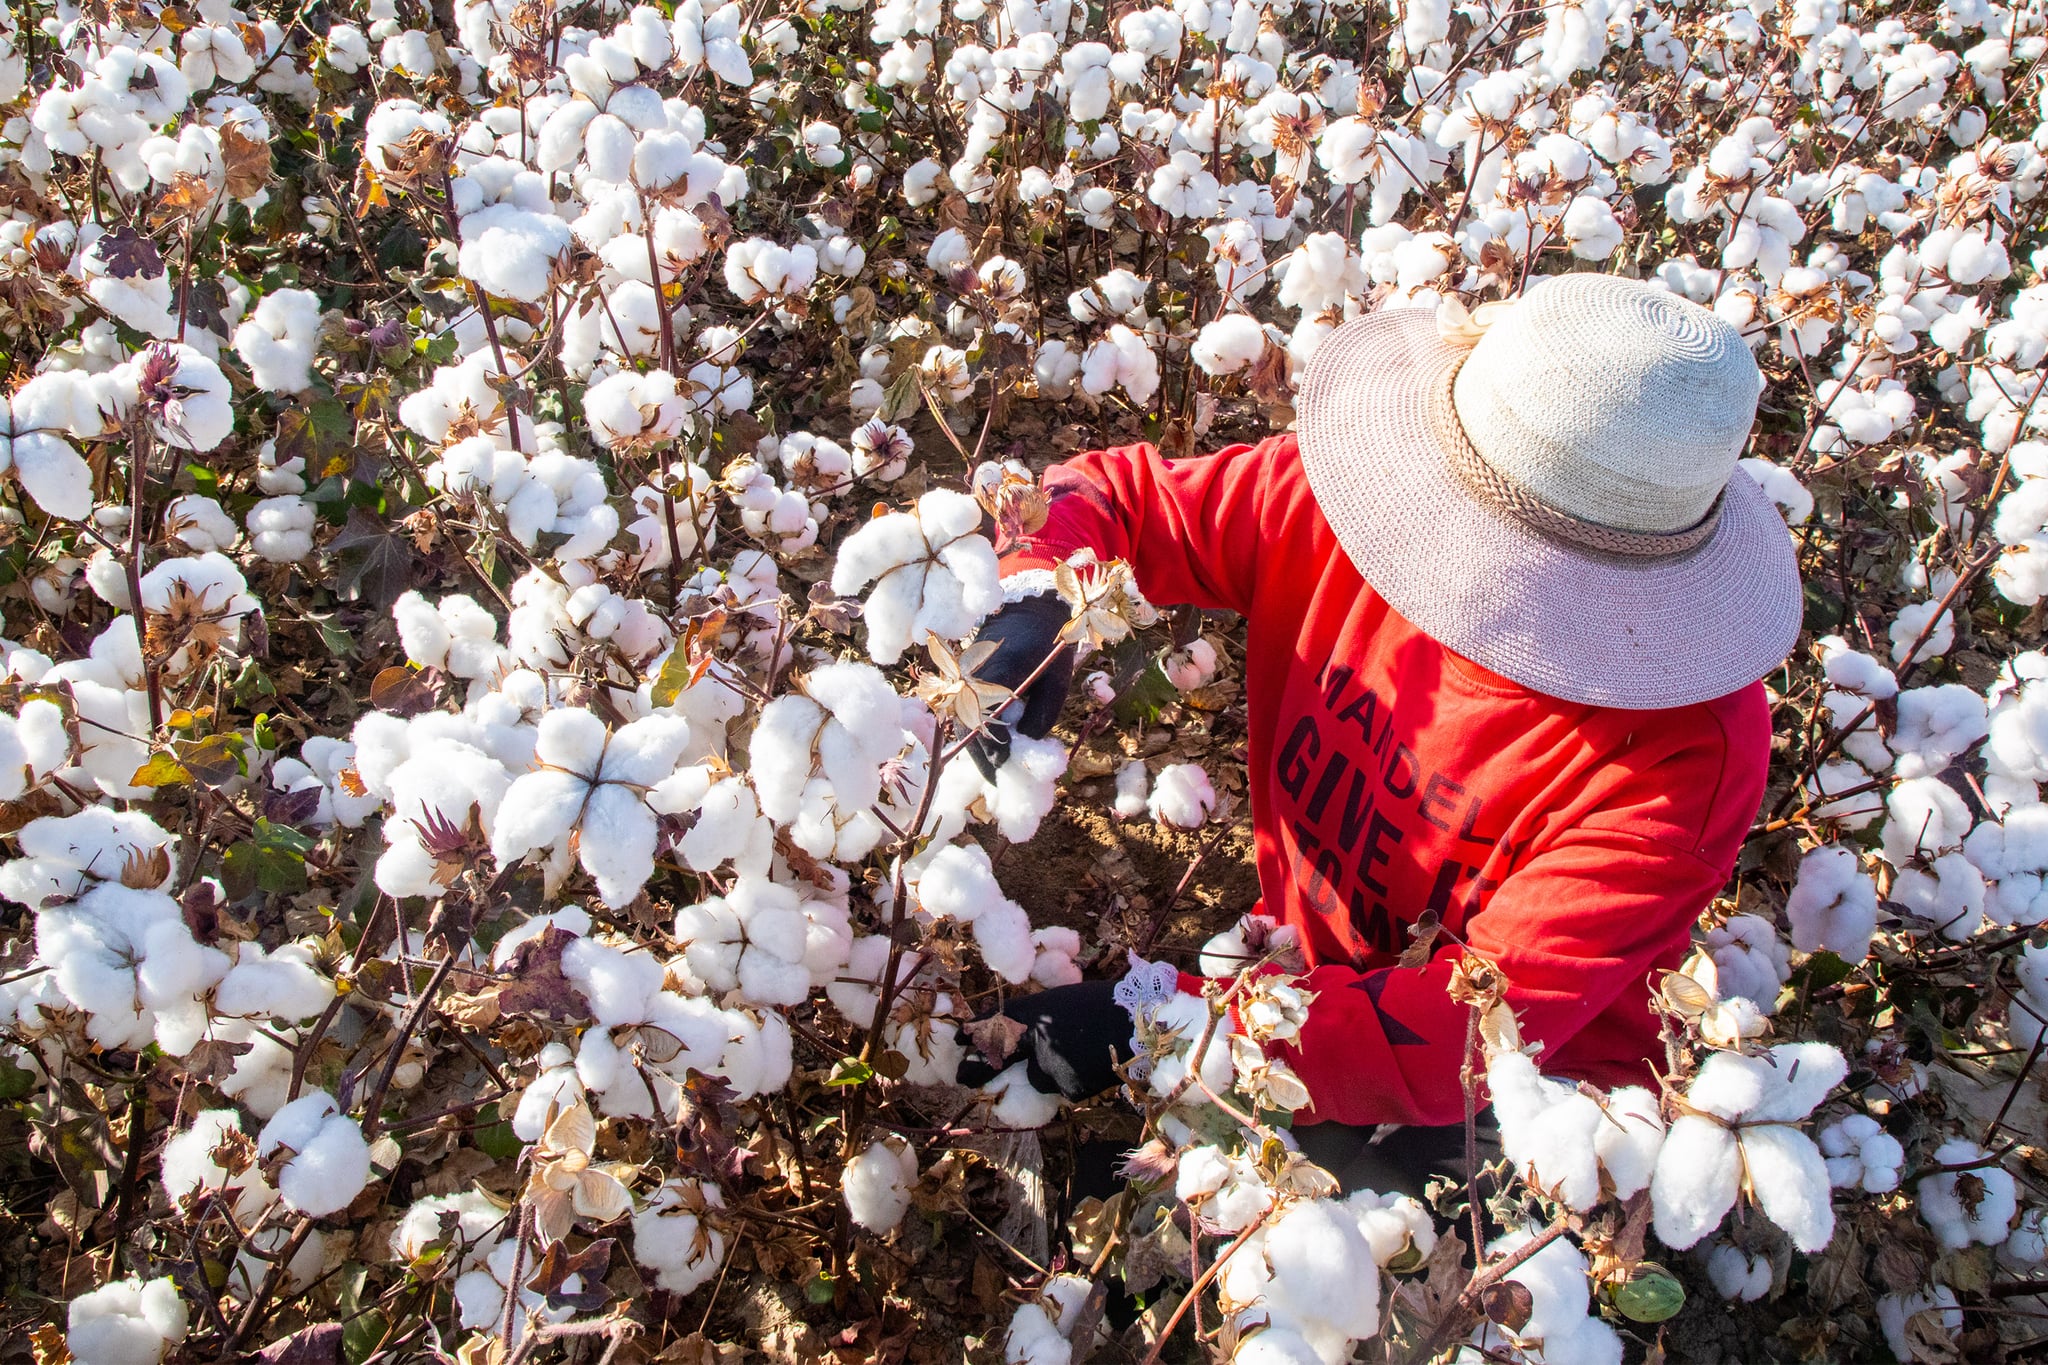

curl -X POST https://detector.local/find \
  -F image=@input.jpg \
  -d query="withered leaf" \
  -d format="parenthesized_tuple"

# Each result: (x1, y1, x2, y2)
(369, 664, 438, 717)
(1479, 1279, 1533, 1333)
(1397, 910, 1443, 970)
(533, 1237, 616, 1311)
(93, 225, 164, 280)
(256, 1323, 344, 1365)
(221, 122, 272, 201)
(496, 925, 589, 1022)
(961, 1012, 1028, 1070)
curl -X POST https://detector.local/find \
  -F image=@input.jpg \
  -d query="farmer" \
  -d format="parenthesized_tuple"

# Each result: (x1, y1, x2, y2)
(955, 273, 1801, 1194)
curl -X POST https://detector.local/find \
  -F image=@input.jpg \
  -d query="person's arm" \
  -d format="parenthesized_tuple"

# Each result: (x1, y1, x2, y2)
(1000, 436, 1287, 616)
(965, 436, 1287, 771)
(1274, 827, 1726, 1128)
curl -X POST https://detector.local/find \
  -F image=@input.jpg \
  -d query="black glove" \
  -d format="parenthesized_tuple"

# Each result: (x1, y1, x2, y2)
(966, 590, 1075, 780)
(955, 979, 1134, 1100)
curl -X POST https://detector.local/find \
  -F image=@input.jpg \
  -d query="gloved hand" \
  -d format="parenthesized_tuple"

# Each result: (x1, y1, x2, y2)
(964, 590, 1075, 780)
(955, 978, 1134, 1100)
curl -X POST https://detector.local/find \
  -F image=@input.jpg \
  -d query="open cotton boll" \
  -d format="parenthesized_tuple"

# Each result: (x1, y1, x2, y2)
(1890, 599, 1955, 667)
(1113, 760, 1150, 819)
(1889, 851, 1986, 941)
(1148, 762, 1216, 828)
(1819, 1113, 1905, 1193)
(748, 661, 903, 822)
(1593, 1085, 1666, 1200)
(988, 732, 1068, 842)
(1700, 914, 1791, 1011)
(232, 287, 322, 392)
(1233, 1328, 1324, 1365)
(918, 842, 1038, 982)
(66, 1276, 189, 1365)
(1877, 1286, 1961, 1363)
(842, 1137, 917, 1234)
(673, 876, 813, 1006)
(1191, 314, 1270, 376)
(1649, 1113, 1743, 1249)
(1466, 1230, 1622, 1365)
(830, 489, 1003, 664)
(1707, 1243, 1772, 1301)
(391, 1190, 509, 1271)
(1345, 1189, 1439, 1267)
(984, 1060, 1063, 1129)
(1890, 685, 1989, 779)
(1919, 1138, 2018, 1248)
(632, 1180, 728, 1293)
(1256, 1199, 1383, 1342)
(1029, 927, 1084, 987)
(214, 941, 335, 1021)
(1488, 1050, 1607, 1209)
(1817, 635, 1899, 699)
(37, 883, 231, 1055)
(159, 1110, 275, 1222)
(257, 1091, 372, 1217)
(1882, 775, 1973, 864)
(1785, 844, 1880, 960)
(1163, 638, 1220, 691)
(1738, 1121, 1836, 1252)
(455, 1240, 577, 1344)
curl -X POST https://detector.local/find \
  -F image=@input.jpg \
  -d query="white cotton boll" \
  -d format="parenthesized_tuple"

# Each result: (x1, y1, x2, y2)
(830, 490, 1003, 664)
(1891, 599, 1955, 666)
(1882, 776, 1972, 864)
(1649, 1113, 1742, 1249)
(1345, 1189, 1438, 1268)
(232, 288, 322, 393)
(1163, 638, 1219, 691)
(1256, 1198, 1383, 1342)
(1818, 636, 1900, 699)
(1890, 851, 1987, 941)
(66, 1277, 189, 1365)
(1891, 685, 1989, 778)
(1190, 314, 1268, 376)
(1594, 1085, 1667, 1200)
(159, 1110, 274, 1222)
(632, 1180, 728, 1293)
(1819, 1114, 1905, 1193)
(1703, 914, 1791, 1011)
(1919, 1138, 2018, 1248)
(214, 942, 336, 1021)
(842, 1138, 917, 1234)
(1487, 1050, 1606, 1210)
(1005, 1301, 1074, 1365)
(1113, 761, 1150, 819)
(163, 494, 238, 552)
(1147, 762, 1215, 828)
(985, 1060, 1062, 1129)
(1739, 458, 1814, 525)
(1707, 1243, 1771, 1301)
(1738, 1121, 1835, 1252)
(990, 732, 1068, 842)
(1878, 1286, 1961, 1362)
(257, 1092, 371, 1218)
(1233, 1328, 1323, 1365)
(391, 1190, 508, 1270)
(1030, 927, 1084, 988)
(246, 496, 315, 563)
(1745, 1042, 1848, 1123)
(1786, 845, 1881, 961)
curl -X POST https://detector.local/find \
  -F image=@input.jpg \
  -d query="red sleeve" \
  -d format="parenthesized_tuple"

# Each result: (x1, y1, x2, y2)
(1004, 436, 1288, 616)
(1274, 829, 1725, 1127)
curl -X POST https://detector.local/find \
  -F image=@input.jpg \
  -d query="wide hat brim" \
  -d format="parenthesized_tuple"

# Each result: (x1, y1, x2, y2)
(1296, 307, 1803, 711)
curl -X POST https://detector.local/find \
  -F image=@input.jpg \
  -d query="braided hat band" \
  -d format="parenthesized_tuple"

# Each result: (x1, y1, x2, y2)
(1427, 357, 1725, 560)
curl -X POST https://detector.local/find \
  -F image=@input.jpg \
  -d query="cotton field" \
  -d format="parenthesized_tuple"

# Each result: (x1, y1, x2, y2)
(0, 0, 2041, 1359)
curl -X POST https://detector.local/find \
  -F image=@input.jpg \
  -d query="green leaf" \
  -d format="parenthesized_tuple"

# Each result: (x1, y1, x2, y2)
(649, 648, 695, 709)
(474, 1102, 522, 1160)
(1114, 657, 1180, 727)
(803, 1272, 836, 1306)
(823, 1057, 875, 1088)
(223, 818, 317, 898)
(130, 752, 193, 788)
(182, 462, 220, 498)
(0, 1054, 34, 1101)
(175, 732, 247, 787)
(340, 1309, 388, 1365)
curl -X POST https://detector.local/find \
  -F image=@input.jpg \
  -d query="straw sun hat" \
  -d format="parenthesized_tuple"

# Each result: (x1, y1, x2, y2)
(1296, 273, 1802, 710)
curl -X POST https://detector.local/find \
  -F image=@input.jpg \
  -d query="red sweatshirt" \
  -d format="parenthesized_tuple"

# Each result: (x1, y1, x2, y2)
(1002, 434, 1770, 1129)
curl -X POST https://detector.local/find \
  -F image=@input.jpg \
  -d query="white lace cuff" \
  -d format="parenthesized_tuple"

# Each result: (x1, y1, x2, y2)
(1113, 953, 1182, 1081)
(1000, 568, 1059, 604)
